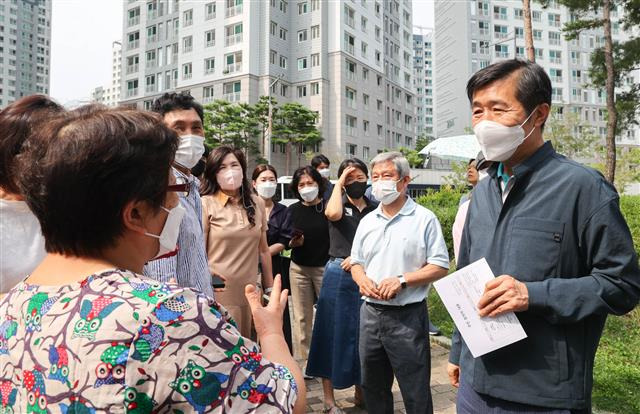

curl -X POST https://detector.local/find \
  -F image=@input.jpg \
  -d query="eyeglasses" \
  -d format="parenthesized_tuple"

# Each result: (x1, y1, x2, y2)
(167, 177, 190, 197)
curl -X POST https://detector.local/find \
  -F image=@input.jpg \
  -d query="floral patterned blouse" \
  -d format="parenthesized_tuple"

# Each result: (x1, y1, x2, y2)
(0, 269, 297, 413)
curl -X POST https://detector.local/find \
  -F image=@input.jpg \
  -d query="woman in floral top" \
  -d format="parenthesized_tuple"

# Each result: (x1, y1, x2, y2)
(0, 106, 304, 413)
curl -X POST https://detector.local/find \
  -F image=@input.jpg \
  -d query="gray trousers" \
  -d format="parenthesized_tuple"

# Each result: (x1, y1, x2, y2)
(359, 300, 433, 414)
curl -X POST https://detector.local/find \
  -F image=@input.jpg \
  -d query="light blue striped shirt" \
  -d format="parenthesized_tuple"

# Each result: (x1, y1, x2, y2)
(143, 168, 214, 298)
(350, 197, 449, 306)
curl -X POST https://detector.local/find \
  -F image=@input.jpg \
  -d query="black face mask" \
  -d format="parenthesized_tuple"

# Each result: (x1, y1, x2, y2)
(344, 181, 367, 199)
(191, 159, 206, 177)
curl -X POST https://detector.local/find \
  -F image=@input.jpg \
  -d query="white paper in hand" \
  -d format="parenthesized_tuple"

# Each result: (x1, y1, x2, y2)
(433, 258, 527, 358)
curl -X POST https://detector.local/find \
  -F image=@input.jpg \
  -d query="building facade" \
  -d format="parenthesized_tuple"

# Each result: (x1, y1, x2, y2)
(91, 41, 122, 107)
(434, 0, 639, 147)
(0, 0, 52, 108)
(119, 0, 415, 172)
(413, 30, 435, 141)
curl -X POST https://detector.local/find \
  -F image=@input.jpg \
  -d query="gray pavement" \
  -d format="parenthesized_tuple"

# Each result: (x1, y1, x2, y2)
(304, 341, 457, 413)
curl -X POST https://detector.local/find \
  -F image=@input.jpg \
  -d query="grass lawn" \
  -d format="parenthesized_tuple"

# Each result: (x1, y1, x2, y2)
(427, 290, 640, 414)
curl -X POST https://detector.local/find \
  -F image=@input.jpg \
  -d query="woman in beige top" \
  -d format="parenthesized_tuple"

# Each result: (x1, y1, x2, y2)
(201, 146, 274, 337)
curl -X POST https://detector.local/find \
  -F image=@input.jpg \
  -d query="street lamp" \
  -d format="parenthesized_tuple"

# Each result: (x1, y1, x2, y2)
(266, 73, 284, 164)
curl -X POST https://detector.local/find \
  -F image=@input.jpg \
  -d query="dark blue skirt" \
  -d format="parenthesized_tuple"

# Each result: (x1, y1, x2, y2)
(306, 258, 363, 389)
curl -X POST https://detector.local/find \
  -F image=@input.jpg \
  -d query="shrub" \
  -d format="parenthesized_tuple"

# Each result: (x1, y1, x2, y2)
(620, 195, 640, 256)
(416, 186, 466, 261)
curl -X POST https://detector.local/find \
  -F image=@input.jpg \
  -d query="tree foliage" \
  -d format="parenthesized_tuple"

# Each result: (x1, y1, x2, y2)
(398, 147, 424, 168)
(443, 160, 470, 191)
(543, 110, 601, 160)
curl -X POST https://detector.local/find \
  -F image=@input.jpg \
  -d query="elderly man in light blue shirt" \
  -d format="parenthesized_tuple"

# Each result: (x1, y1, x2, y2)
(351, 152, 449, 414)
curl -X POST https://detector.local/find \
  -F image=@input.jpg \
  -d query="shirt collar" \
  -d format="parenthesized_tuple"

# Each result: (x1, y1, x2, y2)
(375, 196, 416, 219)
(214, 190, 232, 206)
(487, 141, 556, 183)
(497, 163, 511, 186)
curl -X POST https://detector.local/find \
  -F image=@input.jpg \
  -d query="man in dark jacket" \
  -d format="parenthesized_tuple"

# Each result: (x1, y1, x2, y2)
(449, 59, 640, 413)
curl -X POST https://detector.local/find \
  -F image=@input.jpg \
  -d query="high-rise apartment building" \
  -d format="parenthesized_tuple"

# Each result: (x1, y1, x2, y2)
(119, 0, 415, 171)
(413, 30, 435, 140)
(91, 41, 123, 107)
(0, 0, 52, 108)
(434, 0, 639, 147)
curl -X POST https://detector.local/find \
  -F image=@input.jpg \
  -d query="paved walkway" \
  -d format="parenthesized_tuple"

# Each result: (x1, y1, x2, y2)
(304, 341, 457, 413)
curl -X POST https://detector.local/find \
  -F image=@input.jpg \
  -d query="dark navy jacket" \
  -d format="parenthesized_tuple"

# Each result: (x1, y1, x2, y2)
(450, 142, 640, 410)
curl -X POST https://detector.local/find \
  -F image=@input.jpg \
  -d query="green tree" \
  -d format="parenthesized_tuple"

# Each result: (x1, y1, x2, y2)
(203, 100, 261, 159)
(443, 160, 470, 191)
(252, 95, 278, 163)
(415, 135, 432, 152)
(398, 147, 425, 168)
(541, 0, 640, 185)
(271, 102, 323, 175)
(592, 146, 640, 194)
(544, 109, 600, 160)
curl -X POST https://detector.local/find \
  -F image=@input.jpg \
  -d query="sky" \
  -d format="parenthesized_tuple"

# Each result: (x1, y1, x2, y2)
(50, 0, 435, 105)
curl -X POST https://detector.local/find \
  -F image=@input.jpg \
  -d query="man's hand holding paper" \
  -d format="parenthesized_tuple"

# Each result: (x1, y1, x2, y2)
(477, 275, 529, 317)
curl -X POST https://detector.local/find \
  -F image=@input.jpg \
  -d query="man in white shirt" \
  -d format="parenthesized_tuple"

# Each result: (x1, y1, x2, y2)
(350, 152, 450, 414)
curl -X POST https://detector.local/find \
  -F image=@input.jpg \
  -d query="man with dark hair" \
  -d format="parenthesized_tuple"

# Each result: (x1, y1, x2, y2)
(449, 59, 640, 413)
(311, 154, 334, 202)
(143, 92, 214, 297)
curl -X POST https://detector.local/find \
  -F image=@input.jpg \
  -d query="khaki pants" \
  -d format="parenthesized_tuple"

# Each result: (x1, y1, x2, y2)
(289, 261, 324, 361)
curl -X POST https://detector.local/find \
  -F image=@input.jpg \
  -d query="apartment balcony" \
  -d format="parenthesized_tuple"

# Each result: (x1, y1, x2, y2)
(145, 84, 156, 93)
(225, 33, 243, 47)
(206, 39, 215, 48)
(203, 95, 215, 103)
(479, 28, 489, 36)
(128, 16, 140, 26)
(551, 76, 563, 83)
(346, 126, 356, 136)
(146, 60, 157, 69)
(223, 63, 242, 74)
(493, 13, 506, 20)
(147, 34, 157, 43)
(127, 40, 139, 50)
(148, 10, 157, 19)
(183, 45, 193, 53)
(495, 51, 509, 58)
(346, 99, 357, 110)
(345, 43, 355, 55)
(226, 4, 243, 17)
(126, 64, 139, 74)
(550, 57, 561, 64)
(224, 92, 241, 102)
(126, 88, 138, 97)
(184, 18, 193, 27)
(494, 32, 508, 39)
(346, 71, 356, 81)
(345, 16, 355, 28)
(206, 11, 216, 20)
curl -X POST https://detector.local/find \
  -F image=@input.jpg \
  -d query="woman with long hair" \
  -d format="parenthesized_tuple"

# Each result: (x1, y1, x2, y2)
(200, 146, 274, 338)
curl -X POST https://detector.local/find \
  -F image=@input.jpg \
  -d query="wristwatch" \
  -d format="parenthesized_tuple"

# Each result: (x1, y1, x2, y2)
(397, 274, 407, 289)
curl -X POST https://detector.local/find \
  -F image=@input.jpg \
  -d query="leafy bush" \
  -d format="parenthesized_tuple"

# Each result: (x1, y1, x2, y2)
(416, 186, 466, 261)
(620, 195, 640, 256)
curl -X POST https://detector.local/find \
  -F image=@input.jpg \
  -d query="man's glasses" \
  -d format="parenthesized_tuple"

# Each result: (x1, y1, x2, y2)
(167, 177, 190, 197)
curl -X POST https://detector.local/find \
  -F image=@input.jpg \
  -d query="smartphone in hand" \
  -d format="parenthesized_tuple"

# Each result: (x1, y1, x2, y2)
(211, 274, 226, 289)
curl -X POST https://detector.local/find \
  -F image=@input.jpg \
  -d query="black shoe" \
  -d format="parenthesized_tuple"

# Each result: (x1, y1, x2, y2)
(428, 320, 441, 336)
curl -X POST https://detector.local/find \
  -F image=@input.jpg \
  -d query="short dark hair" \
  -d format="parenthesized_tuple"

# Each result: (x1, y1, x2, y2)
(152, 91, 204, 123)
(252, 164, 278, 181)
(0, 95, 64, 194)
(200, 145, 256, 227)
(17, 106, 178, 257)
(311, 154, 330, 169)
(290, 166, 326, 201)
(466, 59, 551, 124)
(338, 157, 369, 178)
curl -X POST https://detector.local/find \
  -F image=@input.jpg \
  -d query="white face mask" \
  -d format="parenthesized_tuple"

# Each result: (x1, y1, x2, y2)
(217, 167, 244, 191)
(473, 108, 538, 162)
(299, 185, 319, 202)
(256, 181, 277, 199)
(174, 135, 205, 169)
(318, 168, 331, 179)
(145, 203, 186, 260)
(372, 179, 402, 205)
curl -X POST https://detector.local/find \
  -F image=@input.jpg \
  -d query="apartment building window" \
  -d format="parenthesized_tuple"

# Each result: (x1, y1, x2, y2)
(310, 25, 320, 39)
(298, 1, 308, 15)
(478, 21, 489, 36)
(280, 0, 288, 13)
(344, 32, 355, 54)
(344, 5, 355, 28)
(531, 10, 541, 22)
(361, 16, 368, 32)
(223, 81, 241, 102)
(171, 43, 178, 62)
(127, 79, 138, 97)
(225, 23, 243, 46)
(297, 57, 308, 70)
(548, 13, 560, 27)
(362, 146, 370, 160)
(514, 8, 523, 19)
(375, 2, 381, 16)
(270, 50, 277, 65)
(346, 60, 356, 81)
(224, 51, 242, 73)
(146, 25, 157, 43)
(363, 94, 370, 108)
(226, 0, 243, 17)
(183, 9, 193, 27)
(311, 0, 319, 11)
(298, 29, 308, 42)
(493, 6, 506, 19)
(516, 46, 525, 58)
(270, 21, 277, 36)
(361, 41, 368, 58)
(205, 2, 216, 19)
(375, 26, 381, 41)
(363, 120, 370, 135)
(297, 85, 307, 97)
(346, 143, 357, 156)
(182, 35, 193, 53)
(572, 69, 582, 83)
(205, 57, 215, 74)
(205, 29, 215, 47)
(346, 87, 356, 109)
(128, 7, 140, 26)
(513, 27, 523, 39)
(145, 49, 156, 68)
(279, 28, 287, 40)
(311, 82, 319, 95)
(173, 18, 179, 37)
(375, 50, 381, 65)
(182, 63, 192, 79)
(346, 116, 357, 137)
(311, 53, 320, 67)
(477, 1, 488, 16)
(533, 29, 542, 41)
(281, 84, 288, 97)
(145, 74, 156, 93)
(203, 86, 215, 102)
(535, 48, 543, 61)
(147, 1, 158, 19)
(548, 31, 561, 46)
(494, 25, 508, 39)
(550, 68, 562, 82)
(126, 55, 139, 74)
(279, 56, 287, 68)
(570, 51, 581, 65)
